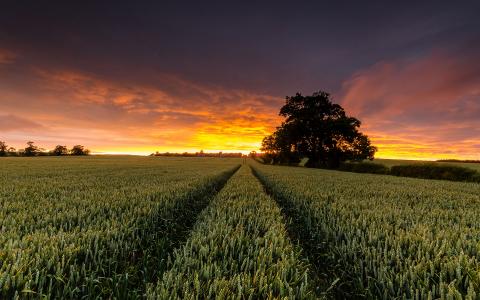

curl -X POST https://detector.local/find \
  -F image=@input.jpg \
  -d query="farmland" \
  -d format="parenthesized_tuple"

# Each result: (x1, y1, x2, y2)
(0, 156, 240, 298)
(147, 165, 312, 299)
(1, 156, 480, 299)
(251, 161, 480, 299)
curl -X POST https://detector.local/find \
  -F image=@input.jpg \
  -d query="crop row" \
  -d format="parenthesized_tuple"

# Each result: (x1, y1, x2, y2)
(147, 165, 315, 299)
(251, 161, 480, 299)
(0, 157, 240, 299)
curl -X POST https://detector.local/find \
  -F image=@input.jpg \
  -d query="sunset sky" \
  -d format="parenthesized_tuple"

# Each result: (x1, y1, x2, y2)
(1, 1, 479, 159)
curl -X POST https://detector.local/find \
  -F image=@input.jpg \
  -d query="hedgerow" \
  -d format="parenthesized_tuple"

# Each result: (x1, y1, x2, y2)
(338, 162, 389, 174)
(390, 163, 479, 182)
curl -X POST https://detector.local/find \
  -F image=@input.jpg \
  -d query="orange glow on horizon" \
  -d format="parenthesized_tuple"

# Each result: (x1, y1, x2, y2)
(1, 56, 478, 162)
(87, 133, 478, 161)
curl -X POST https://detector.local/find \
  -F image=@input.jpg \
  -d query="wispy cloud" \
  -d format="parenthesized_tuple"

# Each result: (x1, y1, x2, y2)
(0, 49, 16, 64)
(1, 44, 479, 159)
(0, 66, 282, 153)
(0, 114, 44, 132)
(338, 48, 480, 159)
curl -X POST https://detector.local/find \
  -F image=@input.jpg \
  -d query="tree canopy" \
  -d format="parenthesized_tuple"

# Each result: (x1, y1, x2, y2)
(261, 91, 376, 168)
(52, 145, 68, 156)
(70, 145, 90, 156)
(0, 141, 91, 157)
(0, 141, 7, 156)
(24, 141, 41, 156)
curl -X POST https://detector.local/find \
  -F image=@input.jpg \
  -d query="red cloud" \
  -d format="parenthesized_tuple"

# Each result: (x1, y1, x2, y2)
(0, 66, 282, 154)
(0, 49, 16, 64)
(338, 50, 480, 159)
(0, 114, 44, 131)
(3, 46, 478, 159)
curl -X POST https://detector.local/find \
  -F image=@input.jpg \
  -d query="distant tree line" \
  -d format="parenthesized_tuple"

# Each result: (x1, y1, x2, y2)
(0, 141, 90, 157)
(437, 159, 480, 164)
(150, 150, 244, 158)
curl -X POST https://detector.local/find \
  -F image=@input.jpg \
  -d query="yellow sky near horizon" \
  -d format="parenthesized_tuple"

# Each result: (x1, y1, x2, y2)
(1, 49, 479, 161)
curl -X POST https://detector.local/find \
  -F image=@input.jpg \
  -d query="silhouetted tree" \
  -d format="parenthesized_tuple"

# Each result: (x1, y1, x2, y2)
(7, 147, 17, 156)
(262, 91, 376, 168)
(0, 141, 7, 156)
(24, 141, 40, 156)
(261, 124, 301, 165)
(52, 145, 68, 156)
(70, 145, 90, 155)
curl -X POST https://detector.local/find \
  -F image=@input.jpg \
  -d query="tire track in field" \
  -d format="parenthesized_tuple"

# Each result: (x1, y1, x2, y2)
(151, 163, 242, 266)
(106, 164, 242, 299)
(250, 164, 334, 299)
(148, 165, 316, 299)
